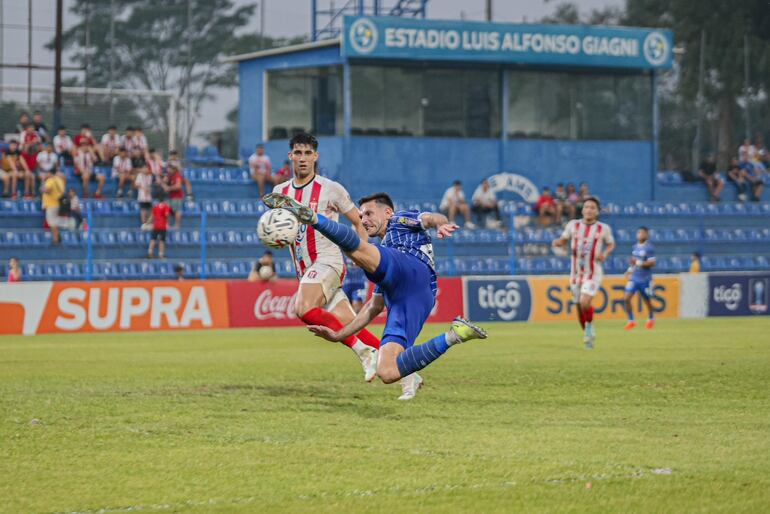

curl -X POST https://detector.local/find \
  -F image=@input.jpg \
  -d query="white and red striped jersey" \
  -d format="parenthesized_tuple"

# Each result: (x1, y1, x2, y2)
(561, 219, 614, 285)
(272, 175, 355, 278)
(74, 151, 95, 174)
(147, 157, 164, 177)
(112, 155, 132, 176)
(101, 132, 121, 154)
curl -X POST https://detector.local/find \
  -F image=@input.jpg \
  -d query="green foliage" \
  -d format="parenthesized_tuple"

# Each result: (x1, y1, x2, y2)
(51, 0, 301, 148)
(543, 0, 770, 168)
(2, 318, 770, 513)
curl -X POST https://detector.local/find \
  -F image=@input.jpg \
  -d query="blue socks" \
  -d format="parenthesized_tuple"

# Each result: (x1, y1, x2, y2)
(313, 214, 361, 253)
(396, 333, 450, 378)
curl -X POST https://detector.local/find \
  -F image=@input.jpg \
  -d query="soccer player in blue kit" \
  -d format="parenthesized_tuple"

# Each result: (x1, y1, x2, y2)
(342, 258, 367, 313)
(623, 226, 656, 330)
(264, 191, 488, 400)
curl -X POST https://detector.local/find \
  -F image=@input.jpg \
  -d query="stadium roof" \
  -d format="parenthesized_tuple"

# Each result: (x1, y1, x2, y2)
(220, 38, 341, 63)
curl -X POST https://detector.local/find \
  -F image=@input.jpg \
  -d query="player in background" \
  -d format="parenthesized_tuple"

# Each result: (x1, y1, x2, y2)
(623, 226, 656, 330)
(552, 197, 615, 348)
(271, 132, 380, 382)
(342, 258, 367, 313)
(265, 191, 488, 400)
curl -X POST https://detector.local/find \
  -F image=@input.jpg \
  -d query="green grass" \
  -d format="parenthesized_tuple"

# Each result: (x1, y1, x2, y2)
(1, 318, 770, 514)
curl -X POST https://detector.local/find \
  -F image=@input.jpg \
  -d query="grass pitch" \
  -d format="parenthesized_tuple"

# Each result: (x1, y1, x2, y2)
(1, 318, 769, 513)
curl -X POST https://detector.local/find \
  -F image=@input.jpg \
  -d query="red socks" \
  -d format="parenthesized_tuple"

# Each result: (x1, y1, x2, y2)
(577, 307, 586, 329)
(355, 328, 381, 349)
(300, 307, 380, 350)
(584, 306, 594, 323)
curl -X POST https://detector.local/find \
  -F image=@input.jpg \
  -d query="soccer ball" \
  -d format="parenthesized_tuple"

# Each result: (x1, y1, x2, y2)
(258, 265, 274, 280)
(257, 209, 299, 249)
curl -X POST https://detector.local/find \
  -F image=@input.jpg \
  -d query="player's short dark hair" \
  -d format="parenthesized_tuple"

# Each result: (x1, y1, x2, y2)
(81, 123, 90, 128)
(583, 196, 601, 210)
(452, 180, 462, 186)
(358, 192, 394, 210)
(638, 226, 649, 232)
(156, 191, 166, 202)
(289, 132, 318, 150)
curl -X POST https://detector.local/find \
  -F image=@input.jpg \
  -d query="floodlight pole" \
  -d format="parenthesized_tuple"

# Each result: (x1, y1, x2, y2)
(53, 0, 63, 130)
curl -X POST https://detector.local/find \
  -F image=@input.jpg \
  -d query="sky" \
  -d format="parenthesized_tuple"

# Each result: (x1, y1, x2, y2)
(0, 0, 623, 140)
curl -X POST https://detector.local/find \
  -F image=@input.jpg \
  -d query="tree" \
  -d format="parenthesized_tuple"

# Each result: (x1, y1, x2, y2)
(51, 0, 296, 150)
(624, 0, 770, 166)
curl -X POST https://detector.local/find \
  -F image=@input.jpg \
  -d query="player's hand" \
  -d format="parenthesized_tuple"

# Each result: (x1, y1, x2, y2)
(307, 325, 342, 342)
(436, 223, 459, 239)
(597, 253, 606, 263)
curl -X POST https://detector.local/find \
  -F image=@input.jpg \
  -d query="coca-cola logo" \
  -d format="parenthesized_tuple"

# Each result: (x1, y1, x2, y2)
(253, 289, 298, 320)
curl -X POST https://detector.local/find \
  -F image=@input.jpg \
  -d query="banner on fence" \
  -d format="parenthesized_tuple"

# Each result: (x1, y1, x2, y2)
(708, 273, 770, 317)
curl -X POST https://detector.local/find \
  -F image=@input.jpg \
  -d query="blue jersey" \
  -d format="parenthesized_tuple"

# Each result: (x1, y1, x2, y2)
(630, 241, 655, 282)
(379, 210, 437, 297)
(343, 258, 366, 287)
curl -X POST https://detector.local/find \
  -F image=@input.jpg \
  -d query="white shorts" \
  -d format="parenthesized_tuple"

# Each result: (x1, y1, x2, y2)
(300, 262, 343, 306)
(571, 279, 601, 303)
(45, 206, 61, 227)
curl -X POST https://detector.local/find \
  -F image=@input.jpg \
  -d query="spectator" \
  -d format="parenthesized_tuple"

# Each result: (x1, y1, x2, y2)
(7, 257, 22, 282)
(698, 154, 724, 202)
(74, 139, 105, 198)
(273, 159, 292, 184)
(36, 142, 58, 186)
(100, 125, 121, 162)
(534, 186, 558, 226)
(727, 157, 750, 201)
(174, 263, 185, 281)
(167, 149, 182, 169)
(554, 182, 576, 220)
(53, 126, 74, 165)
(147, 148, 164, 179)
(1, 140, 29, 199)
(130, 145, 146, 170)
(121, 127, 136, 154)
(20, 143, 39, 199)
(40, 168, 65, 244)
(249, 144, 272, 197)
(32, 111, 49, 142)
(566, 182, 580, 205)
(67, 188, 84, 229)
(72, 124, 97, 150)
(163, 163, 185, 229)
(134, 165, 154, 224)
(15, 113, 30, 135)
(738, 138, 757, 171)
(471, 179, 502, 228)
(248, 251, 277, 282)
(21, 123, 41, 154)
(439, 180, 475, 228)
(744, 162, 766, 202)
(133, 126, 149, 154)
(113, 147, 134, 198)
(147, 192, 172, 259)
(689, 252, 701, 273)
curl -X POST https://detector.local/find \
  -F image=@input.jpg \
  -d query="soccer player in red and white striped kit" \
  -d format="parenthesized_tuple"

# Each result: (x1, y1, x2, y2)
(552, 197, 615, 348)
(271, 132, 380, 380)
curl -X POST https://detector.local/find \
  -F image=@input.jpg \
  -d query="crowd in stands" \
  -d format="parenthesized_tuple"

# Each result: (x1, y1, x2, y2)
(697, 136, 768, 202)
(1, 111, 194, 249)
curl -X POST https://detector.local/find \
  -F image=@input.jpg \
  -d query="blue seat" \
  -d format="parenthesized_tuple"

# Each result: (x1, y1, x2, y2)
(185, 146, 201, 162)
(202, 145, 225, 164)
(117, 230, 135, 245)
(119, 263, 139, 278)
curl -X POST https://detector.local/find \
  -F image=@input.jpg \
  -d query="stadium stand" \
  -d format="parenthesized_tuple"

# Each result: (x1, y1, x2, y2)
(1, 160, 769, 281)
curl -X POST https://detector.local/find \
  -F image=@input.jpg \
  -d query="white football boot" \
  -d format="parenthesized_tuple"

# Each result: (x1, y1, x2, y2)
(397, 373, 424, 401)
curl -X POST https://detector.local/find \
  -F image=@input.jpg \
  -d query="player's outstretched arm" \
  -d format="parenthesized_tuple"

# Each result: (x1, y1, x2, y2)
(308, 294, 385, 342)
(419, 212, 459, 239)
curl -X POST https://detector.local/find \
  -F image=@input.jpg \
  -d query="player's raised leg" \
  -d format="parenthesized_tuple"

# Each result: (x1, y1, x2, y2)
(376, 317, 488, 385)
(264, 192, 383, 274)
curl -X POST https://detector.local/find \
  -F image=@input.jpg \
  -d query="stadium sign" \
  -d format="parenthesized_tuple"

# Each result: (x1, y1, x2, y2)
(708, 274, 770, 317)
(343, 16, 673, 70)
(483, 173, 540, 203)
(465, 278, 532, 322)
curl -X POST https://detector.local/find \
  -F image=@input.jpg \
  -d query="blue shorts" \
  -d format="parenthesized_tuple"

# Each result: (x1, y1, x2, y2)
(625, 279, 652, 298)
(342, 282, 367, 303)
(366, 246, 435, 349)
